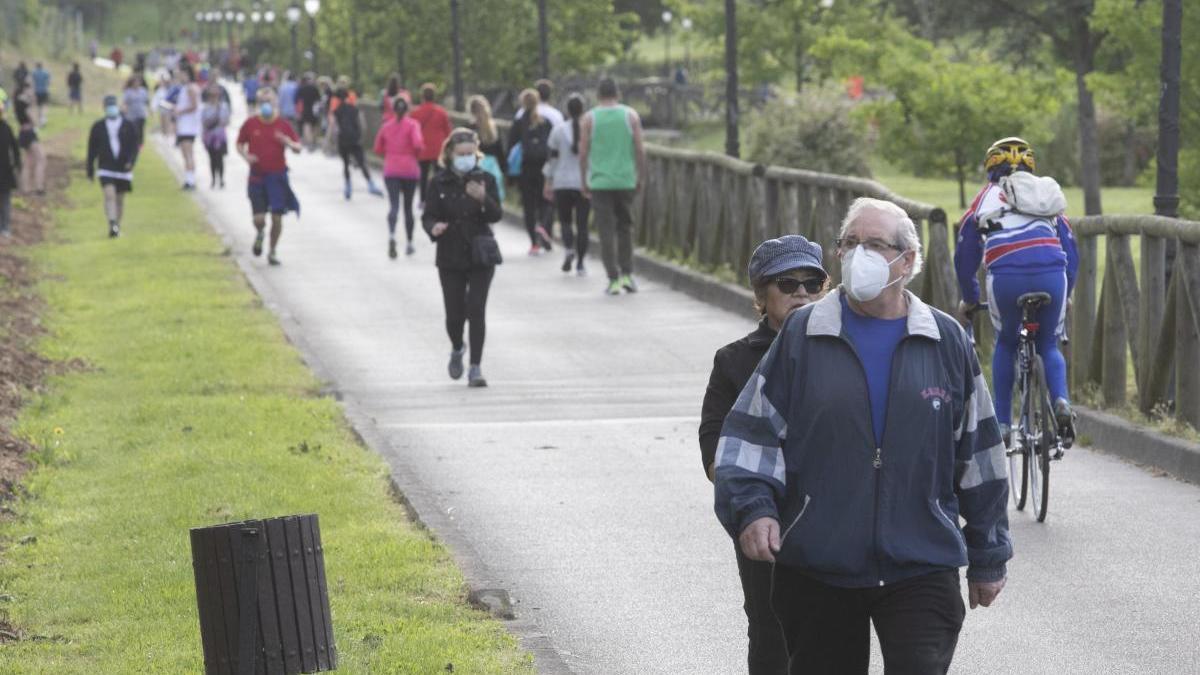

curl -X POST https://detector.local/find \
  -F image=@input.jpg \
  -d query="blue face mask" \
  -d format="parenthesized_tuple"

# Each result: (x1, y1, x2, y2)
(105, 105, 120, 119)
(452, 154, 476, 173)
(259, 103, 274, 118)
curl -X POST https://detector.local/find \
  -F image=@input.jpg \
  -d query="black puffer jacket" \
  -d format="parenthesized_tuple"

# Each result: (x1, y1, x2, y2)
(421, 165, 503, 270)
(698, 318, 776, 479)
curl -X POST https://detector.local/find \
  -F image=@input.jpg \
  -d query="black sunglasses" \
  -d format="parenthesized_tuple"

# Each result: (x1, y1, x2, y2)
(771, 276, 824, 295)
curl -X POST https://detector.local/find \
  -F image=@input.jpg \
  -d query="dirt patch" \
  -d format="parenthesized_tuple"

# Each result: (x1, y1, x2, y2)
(0, 138, 80, 504)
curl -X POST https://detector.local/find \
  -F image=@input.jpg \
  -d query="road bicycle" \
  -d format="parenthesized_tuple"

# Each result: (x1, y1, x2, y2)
(965, 293, 1070, 522)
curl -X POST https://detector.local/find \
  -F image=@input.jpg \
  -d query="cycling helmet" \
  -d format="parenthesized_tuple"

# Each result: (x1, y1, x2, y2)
(984, 136, 1036, 174)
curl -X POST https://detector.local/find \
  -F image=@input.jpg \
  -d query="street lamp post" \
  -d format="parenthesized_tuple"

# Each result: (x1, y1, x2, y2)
(450, 0, 463, 110)
(681, 17, 692, 71)
(350, 2, 360, 86)
(724, 0, 739, 158)
(251, 10, 261, 38)
(236, 12, 246, 46)
(662, 10, 673, 79)
(195, 12, 204, 46)
(537, 0, 549, 79)
(287, 4, 302, 74)
(225, 9, 234, 52)
(304, 0, 320, 74)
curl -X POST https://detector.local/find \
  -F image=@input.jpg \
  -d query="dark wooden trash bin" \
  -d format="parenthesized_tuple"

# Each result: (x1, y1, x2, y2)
(190, 514, 337, 674)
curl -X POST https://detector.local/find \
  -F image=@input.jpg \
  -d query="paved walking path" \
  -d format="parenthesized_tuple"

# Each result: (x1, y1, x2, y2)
(153, 102, 1200, 673)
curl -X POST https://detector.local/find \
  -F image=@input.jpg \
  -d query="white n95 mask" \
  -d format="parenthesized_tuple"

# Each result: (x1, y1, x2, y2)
(842, 245, 904, 303)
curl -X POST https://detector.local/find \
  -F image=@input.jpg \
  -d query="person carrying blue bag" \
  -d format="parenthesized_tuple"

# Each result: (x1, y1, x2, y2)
(954, 137, 1079, 447)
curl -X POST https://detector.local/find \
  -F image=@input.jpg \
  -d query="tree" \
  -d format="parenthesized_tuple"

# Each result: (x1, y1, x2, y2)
(945, 0, 1109, 215)
(814, 25, 1063, 208)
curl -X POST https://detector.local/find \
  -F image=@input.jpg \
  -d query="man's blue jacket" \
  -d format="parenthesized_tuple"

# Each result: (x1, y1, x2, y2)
(714, 289, 1012, 587)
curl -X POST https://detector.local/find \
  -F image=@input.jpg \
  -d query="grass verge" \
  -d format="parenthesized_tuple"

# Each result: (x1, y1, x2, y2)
(0, 106, 532, 673)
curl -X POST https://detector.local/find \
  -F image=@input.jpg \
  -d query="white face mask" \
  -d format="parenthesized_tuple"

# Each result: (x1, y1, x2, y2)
(842, 245, 905, 303)
(452, 154, 476, 173)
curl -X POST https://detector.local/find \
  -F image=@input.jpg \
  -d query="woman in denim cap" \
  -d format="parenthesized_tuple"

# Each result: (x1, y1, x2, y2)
(699, 235, 828, 674)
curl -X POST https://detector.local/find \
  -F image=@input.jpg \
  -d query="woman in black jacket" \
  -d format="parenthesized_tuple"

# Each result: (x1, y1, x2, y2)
(699, 235, 827, 675)
(422, 127, 503, 388)
(0, 98, 20, 238)
(86, 95, 141, 238)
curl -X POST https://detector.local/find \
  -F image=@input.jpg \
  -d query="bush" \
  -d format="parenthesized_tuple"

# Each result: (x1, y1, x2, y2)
(745, 84, 873, 177)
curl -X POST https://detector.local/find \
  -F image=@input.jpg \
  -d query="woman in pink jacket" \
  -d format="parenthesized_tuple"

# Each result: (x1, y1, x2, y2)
(374, 97, 425, 259)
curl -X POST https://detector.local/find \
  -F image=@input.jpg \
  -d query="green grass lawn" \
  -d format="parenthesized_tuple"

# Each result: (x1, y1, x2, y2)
(0, 107, 532, 673)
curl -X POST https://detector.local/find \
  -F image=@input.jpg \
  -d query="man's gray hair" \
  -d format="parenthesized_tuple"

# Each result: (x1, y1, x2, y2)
(838, 197, 924, 282)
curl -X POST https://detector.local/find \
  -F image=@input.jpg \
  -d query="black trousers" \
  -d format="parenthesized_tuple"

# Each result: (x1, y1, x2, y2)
(340, 143, 371, 183)
(438, 266, 495, 365)
(205, 146, 225, 183)
(385, 177, 418, 240)
(734, 542, 789, 674)
(771, 566, 965, 675)
(554, 189, 590, 260)
(518, 165, 553, 246)
(418, 160, 437, 203)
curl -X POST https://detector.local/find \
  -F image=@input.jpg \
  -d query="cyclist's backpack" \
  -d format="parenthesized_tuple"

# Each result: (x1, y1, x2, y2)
(999, 172, 1067, 218)
(520, 118, 551, 164)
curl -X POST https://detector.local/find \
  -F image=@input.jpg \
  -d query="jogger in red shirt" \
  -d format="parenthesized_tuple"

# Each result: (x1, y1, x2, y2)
(236, 88, 301, 266)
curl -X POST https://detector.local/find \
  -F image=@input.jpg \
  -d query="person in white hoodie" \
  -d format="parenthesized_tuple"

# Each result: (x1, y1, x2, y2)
(542, 93, 590, 275)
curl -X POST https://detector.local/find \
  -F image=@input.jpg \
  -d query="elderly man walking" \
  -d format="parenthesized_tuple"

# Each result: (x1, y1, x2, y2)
(714, 197, 1011, 674)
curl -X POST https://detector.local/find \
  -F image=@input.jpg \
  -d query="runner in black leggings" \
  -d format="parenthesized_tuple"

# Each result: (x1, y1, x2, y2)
(331, 87, 381, 200)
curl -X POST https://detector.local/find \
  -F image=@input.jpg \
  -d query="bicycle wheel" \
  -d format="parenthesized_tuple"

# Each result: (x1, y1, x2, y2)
(1009, 437, 1028, 510)
(1029, 357, 1053, 522)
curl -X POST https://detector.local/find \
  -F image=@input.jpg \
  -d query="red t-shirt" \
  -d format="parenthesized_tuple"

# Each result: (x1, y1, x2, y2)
(236, 116, 299, 175)
(410, 102, 451, 162)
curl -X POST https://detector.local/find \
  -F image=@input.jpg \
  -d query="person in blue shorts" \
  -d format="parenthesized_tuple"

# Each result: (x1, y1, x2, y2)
(236, 88, 301, 266)
(954, 137, 1079, 447)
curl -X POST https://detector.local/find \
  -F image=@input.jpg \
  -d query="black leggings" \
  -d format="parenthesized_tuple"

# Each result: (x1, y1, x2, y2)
(419, 160, 437, 203)
(439, 266, 495, 365)
(385, 177, 418, 240)
(206, 146, 225, 183)
(340, 143, 371, 183)
(518, 165, 553, 245)
(554, 189, 590, 259)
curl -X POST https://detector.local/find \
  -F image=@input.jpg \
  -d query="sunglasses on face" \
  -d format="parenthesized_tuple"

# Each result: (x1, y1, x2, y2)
(771, 276, 825, 295)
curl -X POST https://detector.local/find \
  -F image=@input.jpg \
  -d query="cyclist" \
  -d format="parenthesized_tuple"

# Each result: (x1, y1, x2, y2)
(955, 137, 1079, 447)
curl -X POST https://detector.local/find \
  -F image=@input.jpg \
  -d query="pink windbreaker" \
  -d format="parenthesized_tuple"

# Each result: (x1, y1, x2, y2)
(373, 116, 424, 179)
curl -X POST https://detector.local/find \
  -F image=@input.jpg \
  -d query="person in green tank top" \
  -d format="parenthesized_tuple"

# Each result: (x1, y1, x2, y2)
(579, 78, 646, 296)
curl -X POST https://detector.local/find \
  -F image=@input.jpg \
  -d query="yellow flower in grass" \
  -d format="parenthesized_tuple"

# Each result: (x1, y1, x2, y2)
(53, 427, 65, 436)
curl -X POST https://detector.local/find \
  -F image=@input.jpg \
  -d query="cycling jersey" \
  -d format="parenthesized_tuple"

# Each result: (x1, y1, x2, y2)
(954, 180, 1079, 306)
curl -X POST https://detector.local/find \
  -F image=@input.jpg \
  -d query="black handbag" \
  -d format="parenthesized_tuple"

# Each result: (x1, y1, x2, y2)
(471, 234, 503, 266)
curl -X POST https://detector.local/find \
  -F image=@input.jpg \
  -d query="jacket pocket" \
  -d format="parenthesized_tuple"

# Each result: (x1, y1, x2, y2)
(934, 499, 968, 559)
(779, 494, 811, 546)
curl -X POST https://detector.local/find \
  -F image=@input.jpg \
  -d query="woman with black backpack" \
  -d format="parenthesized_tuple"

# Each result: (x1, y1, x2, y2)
(330, 83, 382, 200)
(508, 88, 553, 256)
(422, 128, 503, 388)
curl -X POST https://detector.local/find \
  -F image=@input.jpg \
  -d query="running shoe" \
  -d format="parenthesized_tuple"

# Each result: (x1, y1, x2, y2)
(605, 279, 622, 296)
(267, 252, 281, 266)
(108, 221, 120, 238)
(576, 262, 587, 277)
(528, 245, 542, 257)
(252, 231, 265, 257)
(467, 365, 488, 388)
(388, 240, 398, 260)
(343, 180, 352, 201)
(405, 241, 415, 256)
(620, 275, 639, 293)
(448, 347, 465, 380)
(535, 225, 553, 251)
(561, 252, 576, 273)
(368, 182, 384, 197)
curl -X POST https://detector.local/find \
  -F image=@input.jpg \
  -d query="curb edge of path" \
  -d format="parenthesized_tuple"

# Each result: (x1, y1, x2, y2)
(157, 141, 575, 675)
(1075, 406, 1200, 485)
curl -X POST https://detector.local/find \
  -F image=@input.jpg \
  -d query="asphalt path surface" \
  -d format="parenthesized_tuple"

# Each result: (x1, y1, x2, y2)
(153, 99, 1200, 673)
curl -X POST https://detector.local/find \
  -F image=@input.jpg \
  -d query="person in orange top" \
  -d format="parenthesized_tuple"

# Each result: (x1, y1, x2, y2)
(409, 82, 451, 206)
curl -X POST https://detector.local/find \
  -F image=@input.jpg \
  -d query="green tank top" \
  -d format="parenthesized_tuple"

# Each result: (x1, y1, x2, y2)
(587, 105, 637, 191)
